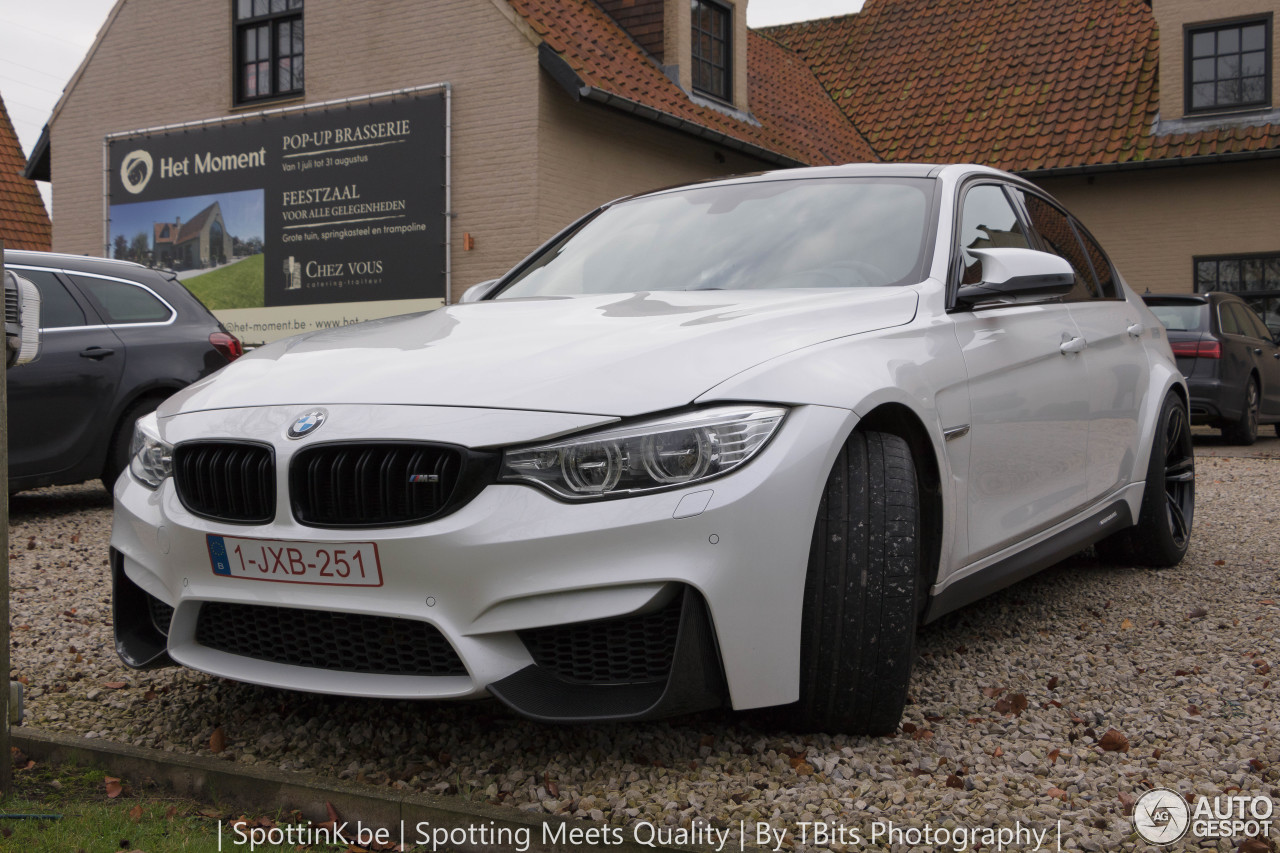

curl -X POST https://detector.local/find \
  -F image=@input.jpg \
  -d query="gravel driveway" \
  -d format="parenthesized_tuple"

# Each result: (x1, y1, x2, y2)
(8, 448, 1280, 851)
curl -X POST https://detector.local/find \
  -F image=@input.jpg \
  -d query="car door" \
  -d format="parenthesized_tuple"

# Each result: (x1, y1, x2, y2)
(947, 182, 1091, 564)
(1231, 301, 1280, 417)
(1217, 301, 1262, 417)
(6, 266, 126, 483)
(1016, 192, 1149, 502)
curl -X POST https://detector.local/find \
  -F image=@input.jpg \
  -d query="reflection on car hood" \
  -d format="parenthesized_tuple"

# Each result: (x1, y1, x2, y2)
(163, 288, 919, 418)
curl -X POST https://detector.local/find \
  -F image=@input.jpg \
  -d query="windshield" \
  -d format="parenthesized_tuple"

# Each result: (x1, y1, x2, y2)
(495, 177, 935, 298)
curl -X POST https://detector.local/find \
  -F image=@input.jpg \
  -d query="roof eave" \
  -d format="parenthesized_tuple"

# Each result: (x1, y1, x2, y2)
(1019, 146, 1280, 178)
(23, 124, 50, 181)
(537, 42, 804, 169)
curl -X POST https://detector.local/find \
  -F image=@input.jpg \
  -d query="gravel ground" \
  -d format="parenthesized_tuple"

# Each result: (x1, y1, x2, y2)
(7, 449, 1280, 852)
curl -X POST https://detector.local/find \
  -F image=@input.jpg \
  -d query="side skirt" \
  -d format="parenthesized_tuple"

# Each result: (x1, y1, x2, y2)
(924, 500, 1133, 623)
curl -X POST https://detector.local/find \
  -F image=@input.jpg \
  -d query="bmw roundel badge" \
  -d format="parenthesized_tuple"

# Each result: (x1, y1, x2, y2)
(287, 409, 327, 439)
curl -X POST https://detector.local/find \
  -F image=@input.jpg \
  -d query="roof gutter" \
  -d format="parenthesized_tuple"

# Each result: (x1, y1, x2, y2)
(537, 43, 804, 169)
(1019, 146, 1280, 179)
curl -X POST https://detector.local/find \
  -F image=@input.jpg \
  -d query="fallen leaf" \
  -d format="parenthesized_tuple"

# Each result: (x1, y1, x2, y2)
(1047, 676, 1058, 690)
(794, 762, 815, 776)
(1175, 669, 1191, 677)
(1249, 758, 1265, 772)
(1257, 664, 1272, 676)
(924, 713, 943, 723)
(1048, 749, 1061, 763)
(901, 722, 917, 735)
(1238, 839, 1269, 853)
(911, 729, 933, 741)
(1009, 693, 1029, 714)
(129, 804, 143, 822)
(71, 533, 81, 544)
(993, 746, 1003, 758)
(1120, 618, 1134, 631)
(1047, 787, 1067, 800)
(1118, 790, 1136, 815)
(1188, 704, 1201, 716)
(982, 686, 1006, 698)
(544, 775, 559, 798)
(698, 734, 715, 748)
(196, 807, 222, 819)
(1153, 748, 1163, 759)
(325, 802, 341, 825)
(1262, 600, 1276, 606)
(994, 697, 1013, 714)
(945, 774, 964, 789)
(105, 777, 123, 798)
(1098, 729, 1129, 752)
(209, 727, 226, 754)
(26, 537, 35, 550)
(1213, 559, 1226, 566)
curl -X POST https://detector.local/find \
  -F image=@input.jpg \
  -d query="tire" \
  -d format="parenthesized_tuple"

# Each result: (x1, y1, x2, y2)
(1095, 391, 1194, 568)
(101, 396, 165, 491)
(1222, 378, 1259, 446)
(792, 431, 920, 735)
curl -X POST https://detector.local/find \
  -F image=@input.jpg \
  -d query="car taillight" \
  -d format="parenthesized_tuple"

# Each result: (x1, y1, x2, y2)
(1169, 340, 1220, 359)
(210, 331, 243, 362)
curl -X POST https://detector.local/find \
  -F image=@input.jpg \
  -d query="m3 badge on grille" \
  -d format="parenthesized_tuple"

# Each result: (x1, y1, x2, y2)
(287, 409, 327, 439)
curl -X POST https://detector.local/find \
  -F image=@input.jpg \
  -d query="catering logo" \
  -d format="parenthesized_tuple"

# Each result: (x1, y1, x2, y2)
(287, 409, 327, 439)
(120, 149, 154, 194)
(1134, 789, 1190, 845)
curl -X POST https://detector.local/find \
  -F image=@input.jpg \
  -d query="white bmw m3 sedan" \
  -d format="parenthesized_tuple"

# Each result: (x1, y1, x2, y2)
(112, 163, 1194, 734)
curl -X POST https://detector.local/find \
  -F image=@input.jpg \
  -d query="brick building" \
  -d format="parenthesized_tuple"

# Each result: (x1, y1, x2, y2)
(0, 96, 51, 252)
(25, 0, 1280, 336)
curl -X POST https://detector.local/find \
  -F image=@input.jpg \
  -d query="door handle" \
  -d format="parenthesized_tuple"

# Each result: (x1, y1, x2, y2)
(1127, 323, 1144, 338)
(1060, 336, 1087, 354)
(79, 346, 116, 360)
(1254, 347, 1264, 355)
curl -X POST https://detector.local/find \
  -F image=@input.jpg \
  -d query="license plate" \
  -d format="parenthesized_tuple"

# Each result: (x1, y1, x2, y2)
(207, 535, 383, 587)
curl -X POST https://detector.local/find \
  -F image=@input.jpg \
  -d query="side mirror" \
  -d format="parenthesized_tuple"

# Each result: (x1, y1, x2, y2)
(458, 279, 499, 303)
(955, 248, 1076, 309)
(4, 270, 42, 367)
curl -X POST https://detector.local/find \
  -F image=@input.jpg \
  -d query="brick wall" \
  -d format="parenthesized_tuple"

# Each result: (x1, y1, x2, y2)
(50, 0, 543, 302)
(1154, 0, 1280, 121)
(1039, 159, 1280, 294)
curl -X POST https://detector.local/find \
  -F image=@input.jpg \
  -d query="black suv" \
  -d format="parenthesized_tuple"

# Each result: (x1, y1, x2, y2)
(1143, 291, 1280, 444)
(4, 250, 242, 491)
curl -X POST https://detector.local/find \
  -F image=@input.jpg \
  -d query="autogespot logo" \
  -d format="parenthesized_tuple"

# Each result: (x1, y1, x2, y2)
(1134, 788, 1191, 845)
(119, 149, 154, 194)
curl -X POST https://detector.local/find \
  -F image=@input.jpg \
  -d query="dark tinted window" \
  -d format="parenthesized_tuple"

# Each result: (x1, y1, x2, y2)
(1075, 226, 1119, 298)
(1241, 304, 1273, 340)
(957, 184, 1030, 285)
(1146, 302, 1208, 332)
(497, 178, 934, 297)
(18, 269, 86, 328)
(1219, 303, 1246, 336)
(69, 275, 172, 324)
(1022, 194, 1101, 301)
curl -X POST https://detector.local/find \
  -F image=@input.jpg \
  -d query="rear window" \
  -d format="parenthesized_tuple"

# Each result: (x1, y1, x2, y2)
(69, 275, 173, 324)
(1146, 302, 1208, 332)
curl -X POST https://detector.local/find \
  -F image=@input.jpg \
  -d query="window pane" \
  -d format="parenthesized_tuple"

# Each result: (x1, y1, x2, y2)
(1024, 194, 1099, 299)
(20, 270, 85, 328)
(957, 185, 1030, 284)
(292, 21, 303, 55)
(1217, 55, 1240, 80)
(1077, 226, 1118, 298)
(1192, 30, 1215, 57)
(271, 0, 285, 11)
(243, 27, 257, 61)
(237, 0, 251, 20)
(1218, 27, 1239, 53)
(258, 27, 269, 59)
(244, 64, 257, 97)
(1242, 24, 1265, 52)
(1243, 259, 1264, 290)
(289, 0, 302, 8)
(1220, 260, 1240, 288)
(1217, 79, 1241, 104)
(1192, 82, 1215, 108)
(69, 276, 171, 324)
(257, 63, 270, 97)
(278, 19, 290, 53)
(277, 56, 292, 92)
(1192, 57, 1215, 82)
(1197, 261, 1217, 292)
(1242, 51, 1265, 76)
(1243, 77, 1266, 103)
(1266, 258, 1280, 288)
(292, 54, 303, 88)
(254, 0, 268, 15)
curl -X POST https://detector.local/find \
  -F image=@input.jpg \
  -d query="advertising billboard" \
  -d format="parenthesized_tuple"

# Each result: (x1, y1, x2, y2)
(106, 89, 447, 345)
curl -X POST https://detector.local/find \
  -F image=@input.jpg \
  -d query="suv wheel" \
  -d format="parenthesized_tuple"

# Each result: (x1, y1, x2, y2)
(102, 397, 165, 491)
(792, 430, 919, 735)
(1096, 391, 1194, 567)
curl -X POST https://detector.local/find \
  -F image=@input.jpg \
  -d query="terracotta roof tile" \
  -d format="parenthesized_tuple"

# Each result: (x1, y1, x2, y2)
(0, 95, 51, 251)
(765, 0, 1280, 171)
(506, 0, 878, 165)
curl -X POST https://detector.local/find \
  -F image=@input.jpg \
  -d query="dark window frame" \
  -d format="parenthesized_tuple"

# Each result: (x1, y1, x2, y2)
(233, 0, 304, 107)
(1183, 14, 1272, 115)
(1016, 190, 1121, 302)
(691, 0, 732, 103)
(1194, 251, 1280, 294)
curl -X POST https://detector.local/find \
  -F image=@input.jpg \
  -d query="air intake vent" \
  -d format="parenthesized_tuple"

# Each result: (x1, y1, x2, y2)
(291, 443, 476, 527)
(195, 602, 467, 676)
(173, 442, 275, 523)
(519, 593, 683, 685)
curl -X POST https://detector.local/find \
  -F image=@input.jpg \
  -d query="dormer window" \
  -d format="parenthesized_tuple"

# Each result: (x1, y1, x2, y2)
(691, 0, 731, 102)
(1186, 17, 1271, 113)
(234, 0, 304, 105)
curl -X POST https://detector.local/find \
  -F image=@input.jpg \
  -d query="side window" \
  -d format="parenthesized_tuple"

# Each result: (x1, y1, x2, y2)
(1021, 194, 1102, 301)
(1074, 224, 1120, 299)
(1219, 303, 1245, 336)
(1241, 304, 1274, 341)
(17, 269, 87, 328)
(956, 184, 1031, 285)
(69, 275, 172, 324)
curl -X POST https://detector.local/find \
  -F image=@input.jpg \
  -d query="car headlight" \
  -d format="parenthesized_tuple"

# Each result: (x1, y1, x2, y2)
(129, 412, 173, 489)
(500, 405, 786, 499)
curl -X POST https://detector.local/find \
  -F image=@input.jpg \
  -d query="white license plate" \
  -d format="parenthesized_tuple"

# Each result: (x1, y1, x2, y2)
(207, 535, 383, 587)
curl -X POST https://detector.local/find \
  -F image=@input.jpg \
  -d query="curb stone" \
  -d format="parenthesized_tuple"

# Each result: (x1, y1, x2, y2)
(14, 728, 747, 853)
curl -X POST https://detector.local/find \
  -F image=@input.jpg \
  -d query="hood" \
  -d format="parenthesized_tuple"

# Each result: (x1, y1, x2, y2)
(164, 288, 919, 418)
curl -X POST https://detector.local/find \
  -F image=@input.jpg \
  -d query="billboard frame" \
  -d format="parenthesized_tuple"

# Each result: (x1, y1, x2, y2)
(102, 82, 454, 305)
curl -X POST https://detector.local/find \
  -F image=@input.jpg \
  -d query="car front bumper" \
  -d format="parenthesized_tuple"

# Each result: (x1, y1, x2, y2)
(111, 403, 856, 719)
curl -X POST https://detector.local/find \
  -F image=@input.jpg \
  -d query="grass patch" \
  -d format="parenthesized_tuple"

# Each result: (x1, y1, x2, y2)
(1, 758, 360, 851)
(183, 255, 265, 310)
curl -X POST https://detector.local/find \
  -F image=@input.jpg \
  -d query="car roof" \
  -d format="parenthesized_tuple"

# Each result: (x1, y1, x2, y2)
(1142, 292, 1246, 305)
(3, 249, 153, 278)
